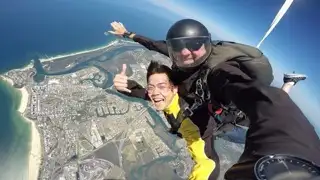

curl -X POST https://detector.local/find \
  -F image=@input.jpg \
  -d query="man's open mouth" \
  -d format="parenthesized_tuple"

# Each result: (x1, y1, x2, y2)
(153, 99, 164, 103)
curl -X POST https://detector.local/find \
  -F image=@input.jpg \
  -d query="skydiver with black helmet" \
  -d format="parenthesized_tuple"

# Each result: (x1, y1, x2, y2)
(109, 19, 320, 179)
(108, 19, 273, 131)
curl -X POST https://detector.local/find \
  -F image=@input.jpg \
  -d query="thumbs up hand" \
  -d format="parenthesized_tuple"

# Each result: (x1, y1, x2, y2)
(113, 64, 132, 93)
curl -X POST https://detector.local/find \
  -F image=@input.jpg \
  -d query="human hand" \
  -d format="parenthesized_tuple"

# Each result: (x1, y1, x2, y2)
(113, 64, 131, 93)
(108, 21, 128, 37)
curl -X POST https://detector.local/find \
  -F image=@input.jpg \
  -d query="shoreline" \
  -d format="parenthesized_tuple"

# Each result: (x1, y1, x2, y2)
(39, 39, 120, 63)
(0, 40, 126, 179)
(38, 38, 138, 63)
(2, 62, 34, 73)
(0, 38, 140, 179)
(0, 75, 41, 180)
(20, 62, 34, 71)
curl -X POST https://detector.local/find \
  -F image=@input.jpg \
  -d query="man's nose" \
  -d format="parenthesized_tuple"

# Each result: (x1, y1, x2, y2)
(151, 87, 161, 95)
(180, 48, 191, 56)
(154, 87, 163, 94)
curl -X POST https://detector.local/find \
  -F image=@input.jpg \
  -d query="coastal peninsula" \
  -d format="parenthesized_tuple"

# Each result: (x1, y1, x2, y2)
(0, 39, 193, 180)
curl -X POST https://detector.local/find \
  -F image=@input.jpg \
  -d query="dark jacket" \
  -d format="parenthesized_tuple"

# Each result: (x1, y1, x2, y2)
(208, 62, 320, 179)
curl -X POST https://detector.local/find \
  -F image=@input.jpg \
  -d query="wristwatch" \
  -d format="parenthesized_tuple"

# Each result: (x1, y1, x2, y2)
(254, 154, 320, 180)
(123, 31, 133, 38)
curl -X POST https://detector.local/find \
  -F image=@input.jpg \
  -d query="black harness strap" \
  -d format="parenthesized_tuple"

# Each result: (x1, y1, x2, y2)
(179, 64, 248, 130)
(171, 41, 257, 130)
(179, 65, 213, 118)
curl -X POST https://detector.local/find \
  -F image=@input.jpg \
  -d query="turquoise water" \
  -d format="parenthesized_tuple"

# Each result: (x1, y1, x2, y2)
(0, 80, 31, 179)
(0, 0, 175, 178)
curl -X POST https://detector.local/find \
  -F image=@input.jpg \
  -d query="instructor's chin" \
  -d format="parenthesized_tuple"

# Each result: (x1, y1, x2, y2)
(182, 59, 195, 65)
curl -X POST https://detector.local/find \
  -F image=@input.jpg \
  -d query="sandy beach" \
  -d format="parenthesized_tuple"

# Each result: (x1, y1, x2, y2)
(0, 75, 42, 180)
(0, 40, 124, 180)
(0, 39, 139, 179)
(38, 38, 139, 63)
(21, 63, 34, 71)
(17, 87, 29, 113)
(1, 75, 14, 86)
(39, 39, 120, 63)
(25, 116, 42, 180)
(5, 62, 34, 72)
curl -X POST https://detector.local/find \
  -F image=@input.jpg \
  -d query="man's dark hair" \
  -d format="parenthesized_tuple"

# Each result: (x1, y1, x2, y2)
(147, 61, 176, 85)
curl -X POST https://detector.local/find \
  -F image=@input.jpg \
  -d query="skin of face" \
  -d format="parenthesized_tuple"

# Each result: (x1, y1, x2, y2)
(174, 45, 207, 65)
(147, 73, 178, 111)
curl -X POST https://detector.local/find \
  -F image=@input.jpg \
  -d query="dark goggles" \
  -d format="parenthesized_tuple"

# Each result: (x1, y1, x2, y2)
(169, 38, 207, 52)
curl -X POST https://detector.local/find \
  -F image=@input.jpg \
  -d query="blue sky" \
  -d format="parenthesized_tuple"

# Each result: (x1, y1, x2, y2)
(0, 0, 318, 131)
(119, 0, 320, 133)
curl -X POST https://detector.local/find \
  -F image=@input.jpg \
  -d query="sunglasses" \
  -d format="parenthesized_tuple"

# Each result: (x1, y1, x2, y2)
(171, 39, 205, 52)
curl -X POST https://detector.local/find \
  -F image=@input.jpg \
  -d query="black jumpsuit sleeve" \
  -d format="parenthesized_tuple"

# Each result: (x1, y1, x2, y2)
(132, 35, 169, 56)
(119, 80, 150, 100)
(207, 62, 320, 166)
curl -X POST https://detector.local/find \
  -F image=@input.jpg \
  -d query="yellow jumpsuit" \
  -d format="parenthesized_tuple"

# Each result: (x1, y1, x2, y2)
(164, 94, 216, 180)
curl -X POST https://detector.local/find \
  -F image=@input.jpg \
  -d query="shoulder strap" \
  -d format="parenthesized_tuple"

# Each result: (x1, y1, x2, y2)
(178, 95, 196, 117)
(166, 98, 197, 133)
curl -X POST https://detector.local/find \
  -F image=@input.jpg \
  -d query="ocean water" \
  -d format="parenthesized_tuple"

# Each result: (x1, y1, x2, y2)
(0, 0, 175, 179)
(0, 0, 174, 73)
(0, 80, 31, 179)
(0, 1, 246, 179)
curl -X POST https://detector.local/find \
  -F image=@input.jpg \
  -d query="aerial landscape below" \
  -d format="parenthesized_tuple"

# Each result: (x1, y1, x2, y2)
(1, 0, 319, 179)
(1, 39, 195, 180)
(1, 38, 244, 180)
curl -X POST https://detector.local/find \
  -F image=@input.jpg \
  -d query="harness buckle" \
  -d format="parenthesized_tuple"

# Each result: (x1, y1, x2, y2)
(183, 107, 194, 117)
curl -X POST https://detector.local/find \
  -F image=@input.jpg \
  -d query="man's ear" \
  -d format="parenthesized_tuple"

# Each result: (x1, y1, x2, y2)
(173, 85, 178, 94)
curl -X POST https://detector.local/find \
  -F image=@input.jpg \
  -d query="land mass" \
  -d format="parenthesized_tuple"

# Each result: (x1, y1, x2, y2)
(0, 39, 193, 180)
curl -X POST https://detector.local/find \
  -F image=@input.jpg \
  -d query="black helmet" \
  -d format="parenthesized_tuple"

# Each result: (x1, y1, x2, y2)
(166, 19, 212, 69)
